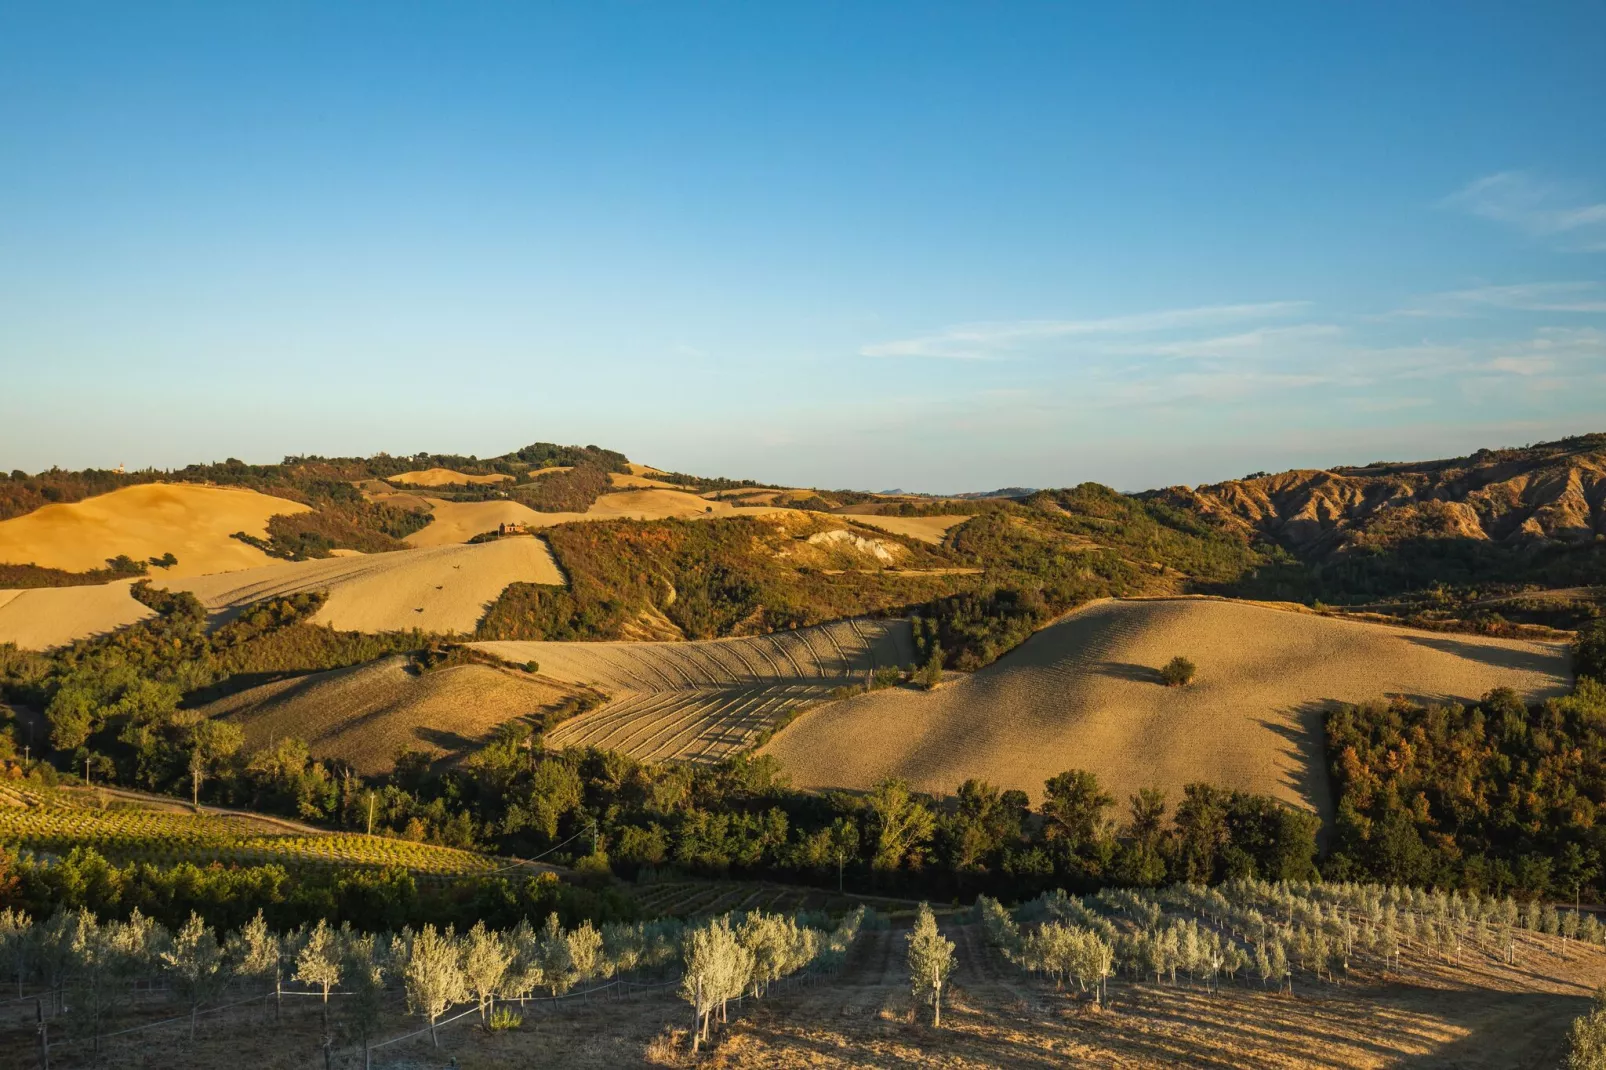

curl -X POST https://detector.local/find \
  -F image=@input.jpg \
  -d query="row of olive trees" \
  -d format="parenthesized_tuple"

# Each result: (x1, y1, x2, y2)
(679, 906, 868, 1052)
(976, 878, 1603, 1006)
(0, 905, 685, 1066)
(975, 895, 1114, 1002)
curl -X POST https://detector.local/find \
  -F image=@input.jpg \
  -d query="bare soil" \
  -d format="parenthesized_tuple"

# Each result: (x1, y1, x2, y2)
(12, 922, 1597, 1070)
(762, 598, 1572, 813)
(152, 538, 566, 635)
(0, 483, 307, 577)
(201, 653, 575, 773)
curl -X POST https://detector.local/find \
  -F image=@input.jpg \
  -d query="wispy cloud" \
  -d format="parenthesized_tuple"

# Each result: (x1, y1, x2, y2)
(1103, 323, 1344, 360)
(860, 301, 1309, 359)
(1443, 171, 1606, 250)
(1390, 281, 1606, 318)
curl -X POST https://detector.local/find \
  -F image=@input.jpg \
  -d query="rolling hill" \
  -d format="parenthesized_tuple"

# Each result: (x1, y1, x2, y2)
(0, 580, 155, 649)
(152, 537, 566, 634)
(198, 653, 575, 773)
(474, 617, 914, 764)
(0, 482, 308, 577)
(761, 597, 1572, 815)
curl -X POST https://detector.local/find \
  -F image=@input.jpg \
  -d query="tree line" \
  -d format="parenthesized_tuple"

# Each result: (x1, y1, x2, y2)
(1327, 641, 1606, 899)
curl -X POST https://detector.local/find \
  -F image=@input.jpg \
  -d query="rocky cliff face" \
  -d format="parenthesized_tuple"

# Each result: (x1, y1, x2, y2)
(1152, 434, 1606, 557)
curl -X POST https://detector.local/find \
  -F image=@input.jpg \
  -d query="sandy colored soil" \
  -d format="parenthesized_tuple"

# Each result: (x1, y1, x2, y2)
(840, 514, 973, 545)
(404, 497, 554, 546)
(406, 490, 800, 547)
(388, 467, 514, 486)
(577, 489, 794, 522)
(0, 482, 307, 578)
(152, 538, 566, 634)
(0, 580, 154, 650)
(703, 924, 1604, 1070)
(16, 919, 1599, 1069)
(200, 654, 574, 773)
(762, 598, 1572, 813)
(473, 619, 913, 764)
(611, 471, 683, 489)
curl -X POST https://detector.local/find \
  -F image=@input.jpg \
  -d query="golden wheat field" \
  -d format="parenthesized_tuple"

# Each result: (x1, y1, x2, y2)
(610, 471, 682, 489)
(834, 513, 972, 545)
(762, 598, 1572, 814)
(474, 618, 914, 764)
(387, 467, 515, 486)
(0, 580, 155, 649)
(403, 497, 555, 546)
(400, 489, 799, 547)
(200, 653, 574, 772)
(0, 482, 308, 577)
(151, 537, 565, 634)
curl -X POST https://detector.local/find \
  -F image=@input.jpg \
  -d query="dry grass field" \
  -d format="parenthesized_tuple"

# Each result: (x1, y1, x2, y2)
(611, 471, 683, 489)
(387, 467, 515, 486)
(474, 618, 914, 764)
(402, 497, 553, 546)
(832, 513, 973, 545)
(153, 537, 566, 634)
(17, 919, 1597, 1069)
(200, 653, 574, 772)
(763, 598, 1572, 813)
(0, 580, 154, 649)
(403, 489, 800, 547)
(0, 482, 308, 577)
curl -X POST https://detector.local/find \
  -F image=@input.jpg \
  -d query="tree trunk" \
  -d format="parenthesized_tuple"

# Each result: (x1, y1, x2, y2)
(430, 1013, 439, 1048)
(189, 1003, 198, 1042)
(692, 978, 702, 1053)
(36, 999, 49, 1070)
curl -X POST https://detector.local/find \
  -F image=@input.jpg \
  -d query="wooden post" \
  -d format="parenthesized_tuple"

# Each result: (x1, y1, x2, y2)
(692, 977, 702, 1053)
(36, 998, 49, 1070)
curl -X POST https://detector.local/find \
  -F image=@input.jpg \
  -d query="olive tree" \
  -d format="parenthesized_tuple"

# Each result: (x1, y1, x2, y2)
(404, 924, 467, 1048)
(906, 903, 956, 1027)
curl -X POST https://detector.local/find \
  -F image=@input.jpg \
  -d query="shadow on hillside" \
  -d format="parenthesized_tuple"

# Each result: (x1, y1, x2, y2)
(414, 726, 487, 757)
(1255, 700, 1335, 826)
(1401, 634, 1569, 678)
(1390, 988, 1587, 1069)
(1091, 661, 1164, 685)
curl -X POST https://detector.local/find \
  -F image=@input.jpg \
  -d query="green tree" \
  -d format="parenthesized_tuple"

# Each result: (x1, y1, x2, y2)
(161, 912, 228, 1041)
(867, 779, 936, 871)
(906, 903, 956, 1027)
(404, 924, 467, 1048)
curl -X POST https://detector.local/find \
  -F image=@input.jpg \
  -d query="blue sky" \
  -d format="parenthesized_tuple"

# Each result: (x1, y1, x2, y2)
(2, 2, 1603, 492)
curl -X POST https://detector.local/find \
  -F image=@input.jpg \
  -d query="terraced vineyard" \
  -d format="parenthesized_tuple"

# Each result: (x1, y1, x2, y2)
(0, 786, 503, 876)
(475, 617, 914, 764)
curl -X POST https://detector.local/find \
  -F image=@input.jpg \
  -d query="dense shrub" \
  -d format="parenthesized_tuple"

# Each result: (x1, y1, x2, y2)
(1577, 619, 1606, 683)
(1159, 656, 1196, 687)
(514, 464, 614, 513)
(0, 561, 150, 588)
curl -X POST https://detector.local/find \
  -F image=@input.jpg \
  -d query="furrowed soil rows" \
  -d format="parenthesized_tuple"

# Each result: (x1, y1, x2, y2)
(155, 538, 565, 634)
(474, 618, 913, 764)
